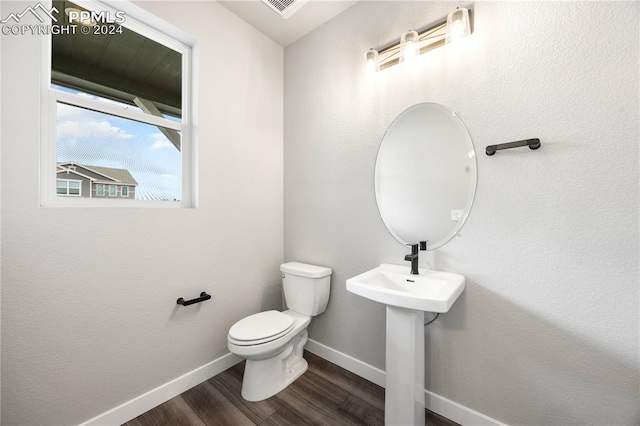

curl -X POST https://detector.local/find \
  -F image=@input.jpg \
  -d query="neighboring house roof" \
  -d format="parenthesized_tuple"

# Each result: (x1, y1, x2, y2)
(56, 167, 96, 182)
(57, 162, 138, 186)
(88, 165, 138, 185)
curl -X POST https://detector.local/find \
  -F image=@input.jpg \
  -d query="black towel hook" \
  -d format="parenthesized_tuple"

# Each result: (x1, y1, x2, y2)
(177, 292, 211, 306)
(486, 138, 541, 156)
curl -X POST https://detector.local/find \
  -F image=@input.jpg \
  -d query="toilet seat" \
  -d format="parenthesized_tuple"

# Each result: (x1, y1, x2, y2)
(229, 310, 295, 346)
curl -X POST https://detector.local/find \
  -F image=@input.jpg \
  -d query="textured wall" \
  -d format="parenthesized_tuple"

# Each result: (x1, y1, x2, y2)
(284, 2, 639, 425)
(1, 1, 283, 424)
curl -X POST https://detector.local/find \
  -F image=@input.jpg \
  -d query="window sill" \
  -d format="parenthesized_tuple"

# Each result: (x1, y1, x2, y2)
(40, 198, 194, 209)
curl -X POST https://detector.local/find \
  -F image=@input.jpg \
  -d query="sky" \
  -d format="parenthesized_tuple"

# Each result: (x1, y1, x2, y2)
(54, 85, 182, 201)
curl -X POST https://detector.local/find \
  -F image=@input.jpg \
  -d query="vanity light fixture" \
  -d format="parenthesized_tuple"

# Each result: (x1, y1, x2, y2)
(363, 7, 472, 73)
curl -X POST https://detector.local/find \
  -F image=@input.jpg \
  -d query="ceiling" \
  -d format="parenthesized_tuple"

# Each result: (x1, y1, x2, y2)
(218, 0, 358, 47)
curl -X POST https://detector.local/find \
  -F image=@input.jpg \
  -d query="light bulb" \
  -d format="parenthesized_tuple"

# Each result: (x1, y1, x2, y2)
(451, 20, 463, 38)
(363, 48, 379, 74)
(446, 7, 471, 44)
(65, 7, 97, 26)
(400, 30, 420, 63)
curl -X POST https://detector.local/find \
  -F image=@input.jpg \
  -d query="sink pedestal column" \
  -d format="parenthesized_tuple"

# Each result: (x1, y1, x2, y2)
(385, 306, 425, 425)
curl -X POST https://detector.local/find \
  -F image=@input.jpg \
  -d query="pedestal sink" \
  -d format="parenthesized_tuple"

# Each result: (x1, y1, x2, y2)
(347, 264, 465, 426)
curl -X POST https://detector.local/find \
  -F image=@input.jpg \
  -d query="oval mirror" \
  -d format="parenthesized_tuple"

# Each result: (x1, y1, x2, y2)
(374, 103, 477, 250)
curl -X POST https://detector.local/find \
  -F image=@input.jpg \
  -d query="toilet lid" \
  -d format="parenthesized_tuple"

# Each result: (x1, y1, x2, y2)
(229, 310, 294, 342)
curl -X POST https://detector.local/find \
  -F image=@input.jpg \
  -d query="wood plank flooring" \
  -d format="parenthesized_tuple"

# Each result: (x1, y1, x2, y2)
(123, 351, 459, 426)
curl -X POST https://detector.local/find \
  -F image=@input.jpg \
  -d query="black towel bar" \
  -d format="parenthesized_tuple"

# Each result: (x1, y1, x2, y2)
(177, 292, 211, 306)
(486, 138, 541, 156)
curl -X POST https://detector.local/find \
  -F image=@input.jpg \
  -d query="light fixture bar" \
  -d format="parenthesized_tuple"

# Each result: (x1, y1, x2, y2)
(376, 19, 446, 70)
(370, 8, 473, 72)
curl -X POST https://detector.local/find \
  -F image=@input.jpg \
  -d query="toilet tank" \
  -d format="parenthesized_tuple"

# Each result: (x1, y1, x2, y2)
(281, 262, 332, 316)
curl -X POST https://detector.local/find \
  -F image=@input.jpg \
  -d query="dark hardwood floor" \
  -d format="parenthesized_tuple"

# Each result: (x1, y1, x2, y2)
(123, 351, 459, 426)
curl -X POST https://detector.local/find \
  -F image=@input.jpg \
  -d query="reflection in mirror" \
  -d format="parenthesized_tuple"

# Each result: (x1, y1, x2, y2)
(374, 103, 477, 250)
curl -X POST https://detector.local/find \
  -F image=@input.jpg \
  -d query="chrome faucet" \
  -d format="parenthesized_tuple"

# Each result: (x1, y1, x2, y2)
(405, 241, 427, 275)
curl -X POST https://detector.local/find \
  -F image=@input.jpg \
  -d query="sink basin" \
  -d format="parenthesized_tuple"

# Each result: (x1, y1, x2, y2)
(346, 263, 465, 312)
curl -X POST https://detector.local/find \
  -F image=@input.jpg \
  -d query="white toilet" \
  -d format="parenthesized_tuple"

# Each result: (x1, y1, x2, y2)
(227, 261, 332, 402)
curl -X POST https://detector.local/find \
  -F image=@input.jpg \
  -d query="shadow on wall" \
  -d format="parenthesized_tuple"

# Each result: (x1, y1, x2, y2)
(426, 281, 639, 425)
(261, 280, 284, 312)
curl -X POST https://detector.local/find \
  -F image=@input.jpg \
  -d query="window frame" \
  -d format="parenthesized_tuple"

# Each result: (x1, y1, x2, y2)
(56, 178, 83, 197)
(121, 186, 129, 197)
(40, 0, 197, 208)
(96, 184, 105, 196)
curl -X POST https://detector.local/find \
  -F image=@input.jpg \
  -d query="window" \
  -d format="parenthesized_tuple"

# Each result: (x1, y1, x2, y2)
(57, 179, 82, 196)
(41, 1, 195, 207)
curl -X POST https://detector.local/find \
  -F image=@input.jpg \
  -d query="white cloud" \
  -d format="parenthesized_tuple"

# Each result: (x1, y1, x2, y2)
(150, 133, 173, 150)
(57, 104, 133, 142)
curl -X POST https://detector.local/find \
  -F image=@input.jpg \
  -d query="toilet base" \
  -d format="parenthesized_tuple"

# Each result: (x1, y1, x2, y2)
(240, 330, 308, 401)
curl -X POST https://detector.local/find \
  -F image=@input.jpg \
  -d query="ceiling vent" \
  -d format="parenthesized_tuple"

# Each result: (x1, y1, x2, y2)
(261, 0, 308, 19)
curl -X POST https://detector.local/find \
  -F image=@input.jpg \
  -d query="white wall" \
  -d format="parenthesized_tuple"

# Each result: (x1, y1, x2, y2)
(0, 1, 283, 424)
(284, 2, 639, 425)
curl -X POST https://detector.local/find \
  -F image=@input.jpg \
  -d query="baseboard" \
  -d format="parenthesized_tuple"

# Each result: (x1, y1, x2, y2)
(306, 339, 506, 426)
(424, 390, 508, 426)
(305, 339, 386, 387)
(80, 340, 505, 426)
(79, 352, 242, 426)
